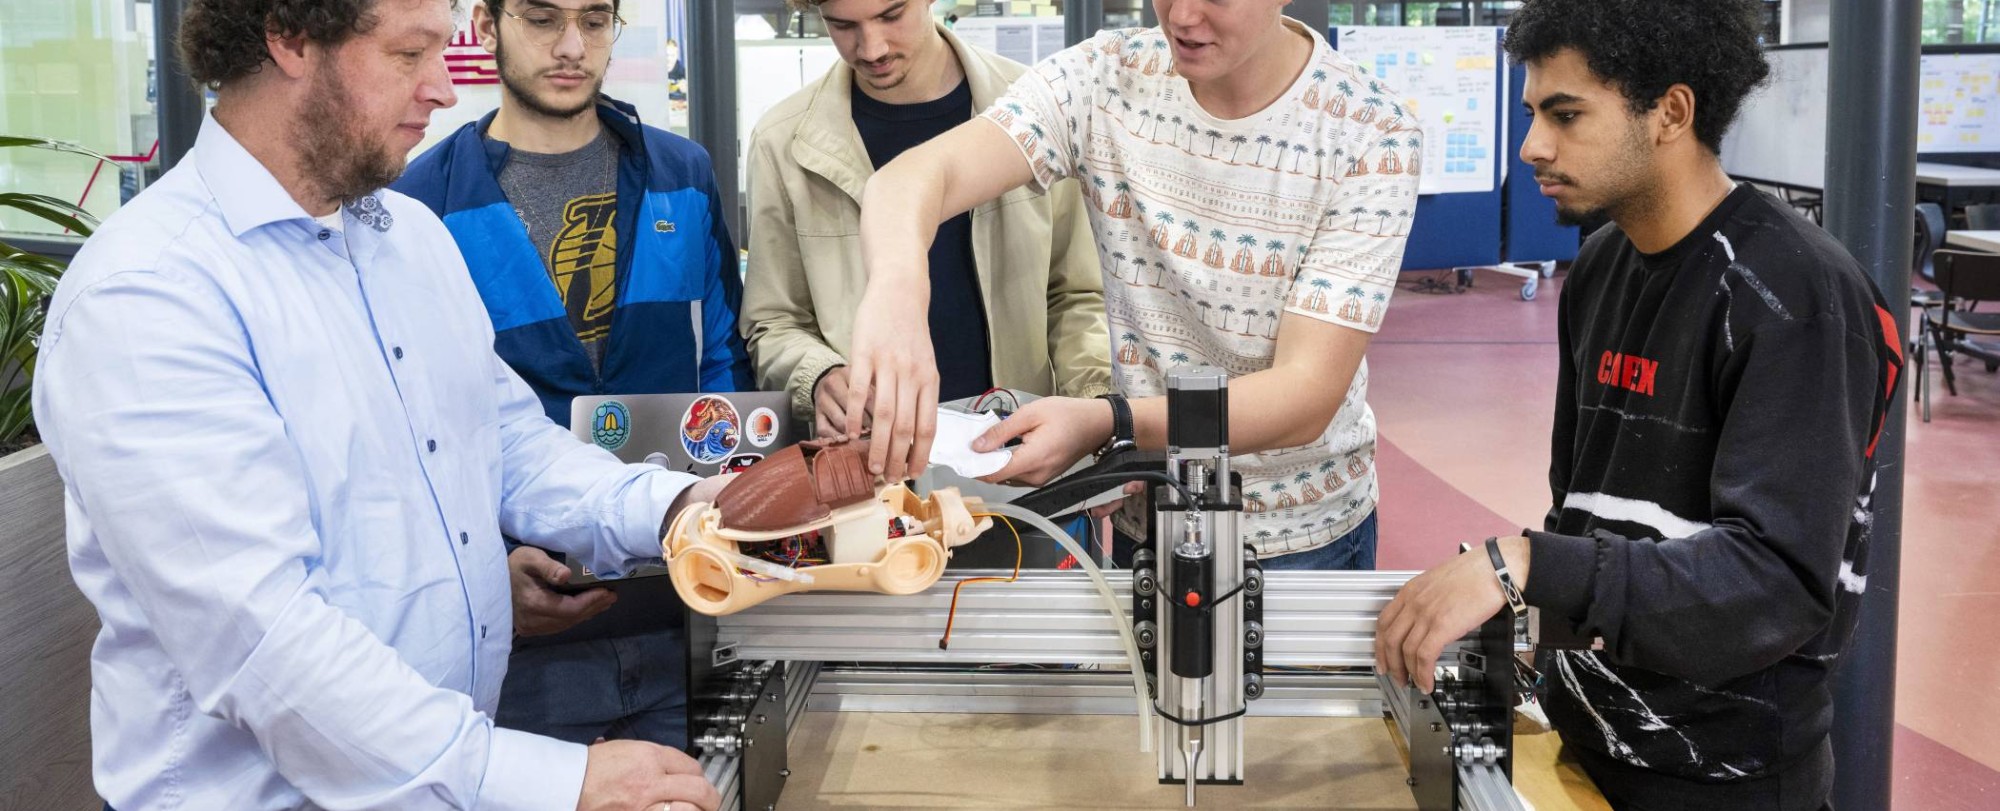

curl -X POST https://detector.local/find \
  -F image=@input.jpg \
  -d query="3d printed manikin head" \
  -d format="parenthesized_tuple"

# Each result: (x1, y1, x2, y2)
(662, 436, 991, 616)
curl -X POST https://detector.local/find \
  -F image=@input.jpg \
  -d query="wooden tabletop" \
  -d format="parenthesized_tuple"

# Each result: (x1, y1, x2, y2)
(776, 709, 1608, 810)
(1946, 230, 2000, 253)
(1916, 162, 2000, 187)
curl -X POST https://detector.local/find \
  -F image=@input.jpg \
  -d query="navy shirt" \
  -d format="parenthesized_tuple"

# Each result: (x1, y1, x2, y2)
(852, 78, 994, 401)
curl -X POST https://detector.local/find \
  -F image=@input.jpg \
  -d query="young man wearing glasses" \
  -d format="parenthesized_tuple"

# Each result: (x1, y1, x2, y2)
(397, 0, 751, 751)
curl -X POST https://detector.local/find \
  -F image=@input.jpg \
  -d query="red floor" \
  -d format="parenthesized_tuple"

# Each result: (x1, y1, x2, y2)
(1367, 269, 2000, 809)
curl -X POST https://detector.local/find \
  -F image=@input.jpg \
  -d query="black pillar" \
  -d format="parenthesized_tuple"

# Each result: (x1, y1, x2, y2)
(153, 0, 205, 172)
(1065, 0, 1105, 47)
(1823, 0, 1918, 809)
(688, 0, 742, 242)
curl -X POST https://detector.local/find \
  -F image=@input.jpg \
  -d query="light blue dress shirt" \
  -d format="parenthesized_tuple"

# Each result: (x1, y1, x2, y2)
(32, 114, 696, 811)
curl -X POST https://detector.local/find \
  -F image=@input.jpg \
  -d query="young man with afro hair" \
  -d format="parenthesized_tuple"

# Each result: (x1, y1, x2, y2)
(1374, 2, 1904, 808)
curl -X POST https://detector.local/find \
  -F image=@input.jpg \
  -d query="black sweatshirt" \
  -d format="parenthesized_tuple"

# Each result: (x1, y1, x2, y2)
(1523, 185, 1903, 807)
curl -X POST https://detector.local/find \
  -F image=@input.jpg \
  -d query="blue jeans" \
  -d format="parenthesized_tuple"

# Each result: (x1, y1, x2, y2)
(1259, 512, 1378, 570)
(497, 627, 689, 749)
(1111, 511, 1378, 571)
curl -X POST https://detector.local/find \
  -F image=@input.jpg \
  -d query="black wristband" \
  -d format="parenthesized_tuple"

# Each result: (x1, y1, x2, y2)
(1096, 393, 1136, 458)
(1485, 536, 1528, 617)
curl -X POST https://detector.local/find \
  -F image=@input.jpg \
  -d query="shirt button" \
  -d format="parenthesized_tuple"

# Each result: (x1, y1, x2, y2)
(393, 346, 404, 360)
(427, 439, 437, 452)
(317, 230, 330, 241)
(460, 531, 469, 546)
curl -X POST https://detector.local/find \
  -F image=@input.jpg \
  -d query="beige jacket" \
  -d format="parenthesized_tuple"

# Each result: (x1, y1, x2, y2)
(742, 24, 1112, 422)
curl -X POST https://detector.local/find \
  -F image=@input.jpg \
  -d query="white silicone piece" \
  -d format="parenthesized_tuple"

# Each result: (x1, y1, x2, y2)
(662, 482, 991, 617)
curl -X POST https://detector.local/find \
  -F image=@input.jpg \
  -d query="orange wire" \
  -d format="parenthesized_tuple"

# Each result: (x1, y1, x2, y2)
(939, 514, 1023, 649)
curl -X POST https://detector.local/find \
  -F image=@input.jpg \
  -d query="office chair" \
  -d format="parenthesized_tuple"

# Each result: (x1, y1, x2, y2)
(1915, 250, 2000, 422)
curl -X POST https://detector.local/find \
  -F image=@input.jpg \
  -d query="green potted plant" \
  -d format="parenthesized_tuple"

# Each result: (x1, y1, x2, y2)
(1, 136, 105, 458)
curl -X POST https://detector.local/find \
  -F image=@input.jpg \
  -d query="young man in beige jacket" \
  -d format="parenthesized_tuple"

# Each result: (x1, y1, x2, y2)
(744, 0, 1111, 437)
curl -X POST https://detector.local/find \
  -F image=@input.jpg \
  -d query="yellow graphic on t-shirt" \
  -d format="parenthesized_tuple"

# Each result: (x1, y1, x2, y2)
(550, 192, 618, 344)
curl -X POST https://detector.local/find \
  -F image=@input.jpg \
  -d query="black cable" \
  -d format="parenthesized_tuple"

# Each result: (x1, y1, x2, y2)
(1153, 702, 1250, 728)
(1197, 579, 1246, 613)
(1041, 469, 1197, 507)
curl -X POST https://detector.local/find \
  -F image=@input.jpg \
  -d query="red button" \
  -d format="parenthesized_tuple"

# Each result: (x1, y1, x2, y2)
(1185, 591, 1201, 608)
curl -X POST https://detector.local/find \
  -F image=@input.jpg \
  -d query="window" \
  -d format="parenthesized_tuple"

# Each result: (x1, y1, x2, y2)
(411, 0, 693, 160)
(1334, 3, 1408, 26)
(1923, 0, 2000, 44)
(0, 0, 158, 239)
(1332, 2, 1520, 28)
(1105, 0, 1147, 29)
(1404, 3, 1468, 27)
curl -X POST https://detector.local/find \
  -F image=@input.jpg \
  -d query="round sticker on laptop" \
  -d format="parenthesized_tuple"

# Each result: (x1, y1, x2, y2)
(591, 400, 631, 452)
(680, 395, 741, 464)
(721, 453, 765, 474)
(746, 407, 780, 448)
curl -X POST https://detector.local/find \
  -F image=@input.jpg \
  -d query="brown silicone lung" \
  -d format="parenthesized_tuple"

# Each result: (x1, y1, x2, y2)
(806, 439, 875, 511)
(713, 437, 876, 533)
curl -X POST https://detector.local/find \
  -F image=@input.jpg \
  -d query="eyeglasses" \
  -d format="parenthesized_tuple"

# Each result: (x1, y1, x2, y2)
(500, 7, 626, 48)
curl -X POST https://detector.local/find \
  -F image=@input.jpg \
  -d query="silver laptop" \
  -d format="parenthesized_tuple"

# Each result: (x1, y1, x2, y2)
(570, 391, 800, 476)
(558, 391, 797, 589)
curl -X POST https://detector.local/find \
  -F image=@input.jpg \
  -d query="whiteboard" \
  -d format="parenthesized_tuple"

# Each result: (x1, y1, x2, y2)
(1335, 26, 1502, 195)
(1721, 46, 1828, 189)
(1724, 46, 2000, 191)
(1919, 52, 2000, 154)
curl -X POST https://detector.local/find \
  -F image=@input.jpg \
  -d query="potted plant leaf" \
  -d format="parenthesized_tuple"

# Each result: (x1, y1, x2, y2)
(3, 136, 106, 457)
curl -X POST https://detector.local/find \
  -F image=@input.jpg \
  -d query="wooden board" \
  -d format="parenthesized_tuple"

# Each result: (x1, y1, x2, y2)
(0, 446, 98, 810)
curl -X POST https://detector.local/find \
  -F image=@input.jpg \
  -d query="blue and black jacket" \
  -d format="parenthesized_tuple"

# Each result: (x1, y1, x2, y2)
(395, 96, 752, 426)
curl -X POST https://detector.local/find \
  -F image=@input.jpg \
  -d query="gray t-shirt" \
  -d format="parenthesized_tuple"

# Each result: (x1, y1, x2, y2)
(492, 127, 621, 371)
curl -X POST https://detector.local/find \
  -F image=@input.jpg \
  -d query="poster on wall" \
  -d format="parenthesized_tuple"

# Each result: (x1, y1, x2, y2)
(1917, 52, 2000, 154)
(952, 16, 1067, 66)
(1333, 26, 1500, 195)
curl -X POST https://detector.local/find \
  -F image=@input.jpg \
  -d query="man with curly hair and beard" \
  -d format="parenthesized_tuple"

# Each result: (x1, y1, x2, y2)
(32, 0, 722, 809)
(1375, 1, 1903, 809)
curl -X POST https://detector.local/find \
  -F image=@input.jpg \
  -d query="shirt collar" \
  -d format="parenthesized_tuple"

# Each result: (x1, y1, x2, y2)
(191, 112, 318, 237)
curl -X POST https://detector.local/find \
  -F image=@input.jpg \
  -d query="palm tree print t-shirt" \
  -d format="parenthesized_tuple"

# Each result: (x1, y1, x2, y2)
(980, 20, 1422, 557)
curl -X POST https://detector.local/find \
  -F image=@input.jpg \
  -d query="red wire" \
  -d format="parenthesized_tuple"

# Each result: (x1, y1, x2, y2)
(939, 515, 1021, 650)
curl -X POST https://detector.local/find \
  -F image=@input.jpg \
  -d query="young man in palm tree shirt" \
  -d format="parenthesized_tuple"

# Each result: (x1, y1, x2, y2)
(839, 0, 1422, 568)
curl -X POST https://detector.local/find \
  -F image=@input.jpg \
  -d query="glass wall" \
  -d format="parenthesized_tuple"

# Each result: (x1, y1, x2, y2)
(412, 0, 694, 161)
(0, 0, 157, 239)
(1923, 0, 2000, 44)
(1105, 0, 1146, 30)
(1331, 2, 1522, 28)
